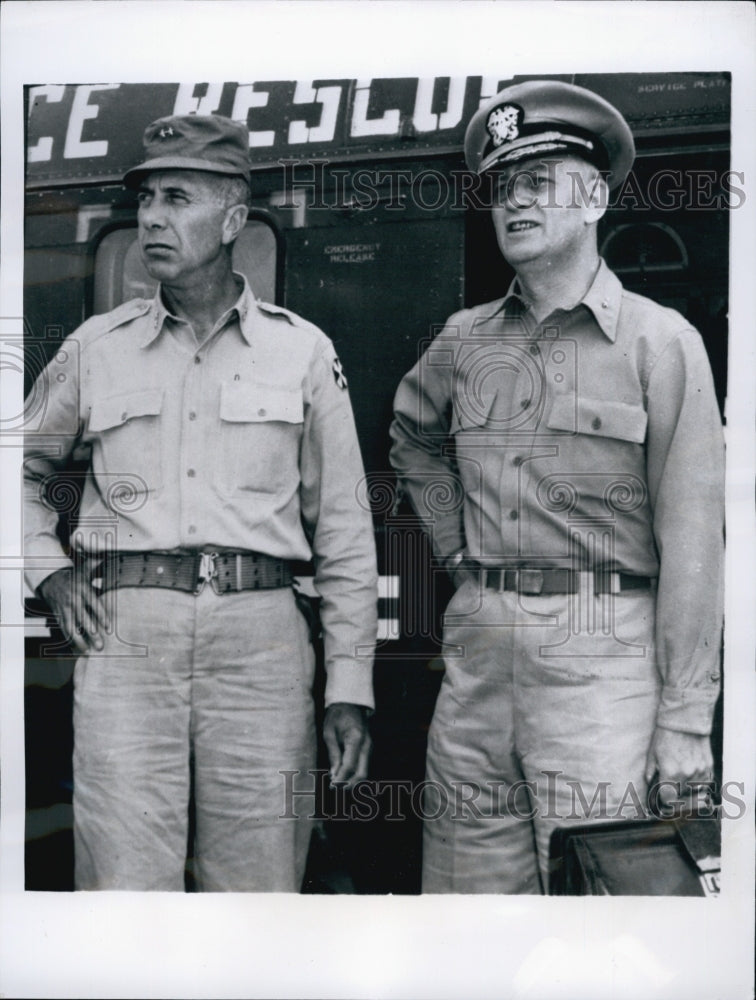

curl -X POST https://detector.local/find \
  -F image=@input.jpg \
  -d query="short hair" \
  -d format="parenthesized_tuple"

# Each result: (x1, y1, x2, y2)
(185, 171, 250, 209)
(213, 174, 250, 209)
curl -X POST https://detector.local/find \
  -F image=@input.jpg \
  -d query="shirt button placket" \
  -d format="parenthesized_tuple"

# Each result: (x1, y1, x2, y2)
(184, 352, 204, 542)
(509, 353, 542, 558)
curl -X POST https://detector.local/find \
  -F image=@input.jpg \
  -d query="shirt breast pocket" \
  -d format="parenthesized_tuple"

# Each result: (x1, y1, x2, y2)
(450, 391, 498, 435)
(543, 394, 649, 515)
(88, 389, 164, 495)
(217, 381, 304, 498)
(546, 394, 648, 444)
(449, 391, 498, 495)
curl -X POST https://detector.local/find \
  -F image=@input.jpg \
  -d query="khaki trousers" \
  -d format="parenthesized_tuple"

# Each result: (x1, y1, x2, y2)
(73, 585, 315, 891)
(422, 577, 661, 893)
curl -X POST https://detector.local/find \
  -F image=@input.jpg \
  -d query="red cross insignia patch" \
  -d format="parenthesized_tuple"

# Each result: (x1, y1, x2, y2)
(333, 357, 348, 390)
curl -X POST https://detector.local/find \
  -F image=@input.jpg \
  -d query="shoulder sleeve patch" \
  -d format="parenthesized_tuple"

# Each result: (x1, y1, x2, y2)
(332, 356, 348, 390)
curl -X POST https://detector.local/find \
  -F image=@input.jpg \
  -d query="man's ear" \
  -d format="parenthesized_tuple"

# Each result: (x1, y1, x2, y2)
(222, 203, 248, 245)
(584, 174, 609, 225)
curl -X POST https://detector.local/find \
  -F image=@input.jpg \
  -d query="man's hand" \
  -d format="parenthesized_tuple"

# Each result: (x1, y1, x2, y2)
(38, 566, 110, 655)
(323, 702, 371, 790)
(645, 727, 714, 811)
(444, 551, 476, 590)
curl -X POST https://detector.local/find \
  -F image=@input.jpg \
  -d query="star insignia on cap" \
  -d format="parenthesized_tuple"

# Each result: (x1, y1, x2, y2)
(487, 105, 522, 147)
(158, 125, 175, 138)
(333, 357, 348, 390)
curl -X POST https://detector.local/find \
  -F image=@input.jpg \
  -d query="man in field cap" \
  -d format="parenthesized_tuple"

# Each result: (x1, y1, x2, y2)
(122, 112, 253, 186)
(25, 113, 377, 891)
(391, 80, 724, 893)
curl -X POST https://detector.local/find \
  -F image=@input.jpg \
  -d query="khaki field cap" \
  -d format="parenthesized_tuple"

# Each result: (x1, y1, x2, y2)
(465, 80, 635, 189)
(123, 113, 251, 188)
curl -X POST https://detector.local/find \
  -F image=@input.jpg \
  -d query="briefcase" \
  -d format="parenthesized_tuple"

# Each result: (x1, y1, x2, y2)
(549, 816, 721, 896)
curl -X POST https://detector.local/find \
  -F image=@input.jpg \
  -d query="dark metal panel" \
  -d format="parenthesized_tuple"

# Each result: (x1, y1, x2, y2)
(26, 75, 730, 190)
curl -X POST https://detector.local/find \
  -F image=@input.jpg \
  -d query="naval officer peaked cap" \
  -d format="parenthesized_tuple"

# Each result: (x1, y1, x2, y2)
(465, 80, 635, 189)
(123, 113, 251, 188)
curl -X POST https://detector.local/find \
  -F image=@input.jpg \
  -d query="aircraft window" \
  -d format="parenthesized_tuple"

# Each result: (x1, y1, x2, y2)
(268, 189, 307, 229)
(600, 222, 689, 275)
(92, 218, 280, 315)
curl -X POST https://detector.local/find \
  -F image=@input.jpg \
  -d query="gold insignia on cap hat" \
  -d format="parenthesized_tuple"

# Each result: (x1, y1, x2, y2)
(486, 105, 522, 147)
(465, 80, 636, 189)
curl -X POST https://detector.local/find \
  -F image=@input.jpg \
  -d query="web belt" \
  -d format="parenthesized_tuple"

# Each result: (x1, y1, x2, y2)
(93, 551, 293, 596)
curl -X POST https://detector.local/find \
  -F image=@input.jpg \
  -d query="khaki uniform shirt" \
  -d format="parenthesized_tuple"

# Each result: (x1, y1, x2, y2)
(390, 260, 724, 734)
(24, 275, 377, 708)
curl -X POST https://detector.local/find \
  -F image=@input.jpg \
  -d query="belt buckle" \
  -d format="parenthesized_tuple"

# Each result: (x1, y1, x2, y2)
(195, 552, 219, 595)
(518, 569, 543, 595)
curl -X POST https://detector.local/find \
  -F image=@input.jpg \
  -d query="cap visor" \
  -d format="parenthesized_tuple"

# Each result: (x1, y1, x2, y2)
(123, 156, 249, 188)
(478, 131, 602, 175)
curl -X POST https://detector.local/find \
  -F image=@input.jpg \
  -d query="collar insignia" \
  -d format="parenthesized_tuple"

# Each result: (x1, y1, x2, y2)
(486, 104, 522, 147)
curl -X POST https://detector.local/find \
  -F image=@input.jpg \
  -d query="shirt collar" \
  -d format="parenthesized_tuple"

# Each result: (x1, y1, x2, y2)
(498, 258, 622, 342)
(139, 272, 257, 348)
(581, 259, 622, 342)
(500, 278, 530, 320)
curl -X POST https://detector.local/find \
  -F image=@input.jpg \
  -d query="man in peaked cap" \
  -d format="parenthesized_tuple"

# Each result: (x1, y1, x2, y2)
(391, 81, 724, 893)
(24, 113, 378, 891)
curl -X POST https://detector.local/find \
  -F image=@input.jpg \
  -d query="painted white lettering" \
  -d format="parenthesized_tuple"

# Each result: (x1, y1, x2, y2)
(693, 78, 727, 89)
(63, 84, 119, 159)
(350, 79, 400, 138)
(413, 77, 466, 132)
(232, 85, 275, 147)
(329, 252, 376, 264)
(288, 82, 342, 144)
(323, 243, 380, 255)
(27, 85, 66, 163)
(173, 82, 224, 115)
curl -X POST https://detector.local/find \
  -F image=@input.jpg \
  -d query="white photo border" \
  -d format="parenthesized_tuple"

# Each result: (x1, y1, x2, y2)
(1, 2, 754, 998)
